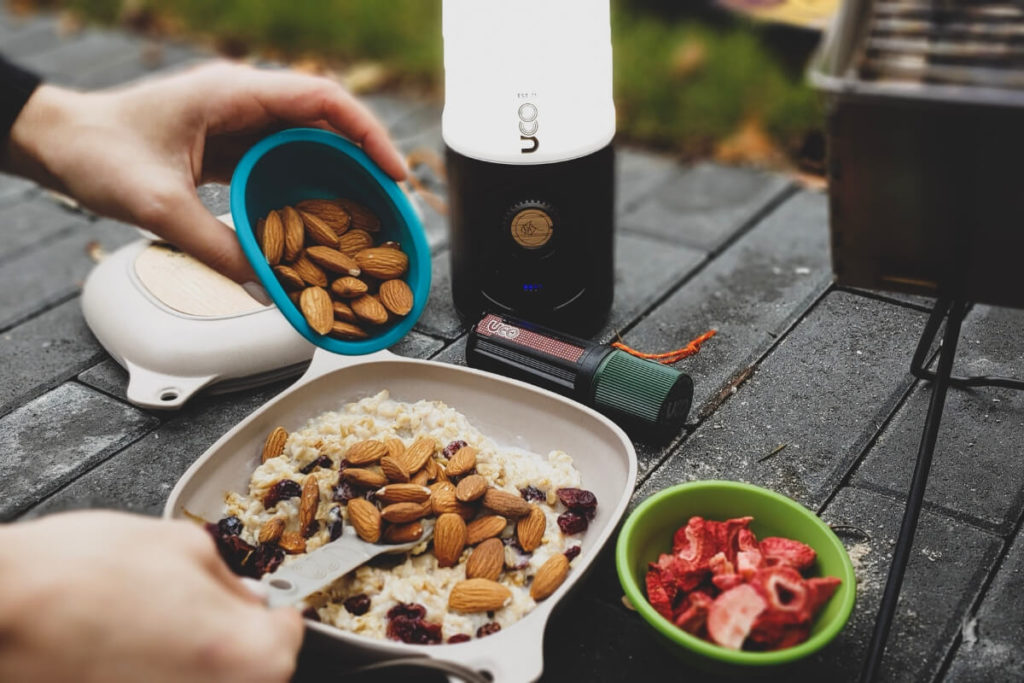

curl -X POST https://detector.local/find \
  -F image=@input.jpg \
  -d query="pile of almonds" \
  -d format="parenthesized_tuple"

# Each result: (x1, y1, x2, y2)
(256, 198, 414, 340)
(258, 428, 589, 617)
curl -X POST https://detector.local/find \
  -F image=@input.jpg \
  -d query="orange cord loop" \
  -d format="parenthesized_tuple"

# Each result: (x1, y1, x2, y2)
(611, 329, 717, 365)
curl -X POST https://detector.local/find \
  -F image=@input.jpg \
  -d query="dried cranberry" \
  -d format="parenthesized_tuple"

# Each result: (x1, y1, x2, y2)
(250, 543, 285, 577)
(344, 594, 372, 616)
(564, 545, 582, 562)
(557, 488, 598, 519)
(333, 480, 360, 503)
(217, 516, 243, 536)
(387, 603, 427, 620)
(205, 523, 256, 576)
(300, 455, 334, 474)
(447, 634, 472, 644)
(442, 440, 468, 459)
(557, 511, 589, 535)
(327, 506, 344, 541)
(476, 622, 502, 638)
(302, 606, 321, 622)
(302, 519, 321, 539)
(520, 485, 546, 502)
(263, 479, 302, 509)
(387, 615, 442, 645)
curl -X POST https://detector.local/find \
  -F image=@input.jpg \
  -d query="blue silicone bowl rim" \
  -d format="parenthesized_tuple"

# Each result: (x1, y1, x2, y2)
(229, 128, 430, 355)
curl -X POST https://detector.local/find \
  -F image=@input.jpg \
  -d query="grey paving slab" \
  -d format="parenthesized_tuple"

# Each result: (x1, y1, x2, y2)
(389, 329, 444, 359)
(0, 174, 34, 203)
(0, 298, 105, 418)
(430, 334, 467, 366)
(618, 190, 833, 425)
(18, 29, 142, 84)
(618, 162, 792, 252)
(74, 50, 206, 90)
(78, 357, 129, 402)
(198, 183, 231, 216)
(0, 194, 93, 264)
(0, 217, 136, 331)
(0, 14, 61, 58)
(0, 382, 157, 520)
(947, 528, 1024, 681)
(363, 92, 430, 127)
(615, 146, 680, 216)
(636, 291, 928, 501)
(23, 379, 291, 518)
(792, 487, 1003, 683)
(853, 305, 1024, 534)
(414, 232, 705, 344)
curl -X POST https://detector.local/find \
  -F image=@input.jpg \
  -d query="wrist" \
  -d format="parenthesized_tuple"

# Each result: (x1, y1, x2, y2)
(2, 84, 81, 193)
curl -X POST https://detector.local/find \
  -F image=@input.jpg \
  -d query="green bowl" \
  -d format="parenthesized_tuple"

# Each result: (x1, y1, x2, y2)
(616, 480, 855, 670)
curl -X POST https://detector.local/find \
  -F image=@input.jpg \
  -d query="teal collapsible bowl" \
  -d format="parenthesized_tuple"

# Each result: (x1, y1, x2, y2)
(230, 128, 430, 355)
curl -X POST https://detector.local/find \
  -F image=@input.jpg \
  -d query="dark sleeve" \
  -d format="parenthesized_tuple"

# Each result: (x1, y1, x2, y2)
(0, 55, 42, 139)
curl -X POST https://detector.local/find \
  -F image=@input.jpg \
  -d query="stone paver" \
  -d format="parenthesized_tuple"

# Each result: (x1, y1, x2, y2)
(615, 146, 679, 216)
(18, 29, 143, 84)
(946, 529, 1024, 681)
(854, 304, 1024, 534)
(636, 291, 927, 498)
(0, 382, 157, 520)
(0, 298, 105, 418)
(618, 162, 792, 252)
(0, 194, 92, 266)
(0, 14, 62, 58)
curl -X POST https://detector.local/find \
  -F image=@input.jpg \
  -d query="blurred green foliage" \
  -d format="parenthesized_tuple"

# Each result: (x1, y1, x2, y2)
(59, 0, 820, 159)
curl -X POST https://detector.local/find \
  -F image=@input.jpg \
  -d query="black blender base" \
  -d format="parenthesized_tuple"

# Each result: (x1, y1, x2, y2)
(446, 144, 615, 337)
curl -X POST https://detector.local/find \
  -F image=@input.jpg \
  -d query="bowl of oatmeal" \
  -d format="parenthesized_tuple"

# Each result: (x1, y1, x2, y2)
(165, 348, 637, 682)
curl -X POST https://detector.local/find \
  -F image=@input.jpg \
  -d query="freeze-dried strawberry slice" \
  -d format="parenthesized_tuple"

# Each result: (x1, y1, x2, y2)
(706, 584, 767, 650)
(736, 528, 764, 578)
(672, 516, 713, 563)
(712, 573, 745, 592)
(760, 536, 817, 572)
(646, 563, 678, 620)
(750, 565, 811, 620)
(705, 516, 753, 565)
(806, 576, 842, 614)
(674, 590, 713, 635)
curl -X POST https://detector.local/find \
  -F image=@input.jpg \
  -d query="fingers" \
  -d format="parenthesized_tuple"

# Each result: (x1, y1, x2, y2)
(201, 65, 408, 181)
(138, 186, 257, 284)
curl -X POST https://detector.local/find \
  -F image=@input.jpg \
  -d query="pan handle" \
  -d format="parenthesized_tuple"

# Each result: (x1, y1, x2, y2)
(342, 657, 490, 683)
(294, 347, 397, 386)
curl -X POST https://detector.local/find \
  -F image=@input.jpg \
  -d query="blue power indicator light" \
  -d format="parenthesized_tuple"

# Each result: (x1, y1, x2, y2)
(522, 283, 543, 293)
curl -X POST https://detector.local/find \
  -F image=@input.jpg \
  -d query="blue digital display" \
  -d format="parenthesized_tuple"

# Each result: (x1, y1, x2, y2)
(522, 283, 543, 293)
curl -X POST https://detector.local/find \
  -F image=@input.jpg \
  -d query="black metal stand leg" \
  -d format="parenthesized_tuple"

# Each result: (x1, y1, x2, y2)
(860, 299, 969, 683)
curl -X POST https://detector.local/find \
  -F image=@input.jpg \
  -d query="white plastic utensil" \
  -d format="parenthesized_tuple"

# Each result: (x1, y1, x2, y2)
(261, 526, 434, 609)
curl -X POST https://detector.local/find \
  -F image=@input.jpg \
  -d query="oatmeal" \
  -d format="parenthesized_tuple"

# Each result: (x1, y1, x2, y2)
(212, 390, 597, 645)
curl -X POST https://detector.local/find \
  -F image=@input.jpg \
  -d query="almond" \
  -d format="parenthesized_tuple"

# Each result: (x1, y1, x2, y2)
(330, 321, 368, 340)
(466, 538, 504, 581)
(332, 300, 358, 323)
(517, 505, 546, 552)
(385, 438, 406, 461)
(300, 286, 334, 335)
(430, 482, 458, 516)
(341, 467, 388, 488)
(299, 210, 340, 247)
(434, 513, 467, 568)
(380, 501, 430, 524)
(380, 456, 410, 483)
(356, 248, 409, 279)
(378, 279, 414, 316)
(411, 469, 430, 486)
(278, 531, 307, 554)
(347, 497, 381, 543)
(530, 553, 569, 601)
(296, 199, 352, 235)
(466, 515, 507, 545)
(292, 253, 328, 287)
(330, 276, 369, 298)
(258, 517, 285, 544)
(345, 440, 388, 466)
(455, 474, 488, 502)
(483, 489, 532, 519)
(306, 246, 361, 276)
(299, 475, 320, 533)
(261, 427, 288, 463)
(446, 446, 478, 478)
(375, 483, 431, 504)
(261, 210, 284, 265)
(335, 198, 381, 232)
(281, 206, 305, 261)
(273, 265, 305, 290)
(350, 294, 389, 326)
(448, 579, 512, 613)
(382, 521, 423, 544)
(337, 229, 374, 257)
(401, 436, 437, 474)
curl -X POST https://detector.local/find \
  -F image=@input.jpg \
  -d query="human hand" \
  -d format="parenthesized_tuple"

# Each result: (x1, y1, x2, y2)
(2, 61, 407, 284)
(0, 510, 303, 683)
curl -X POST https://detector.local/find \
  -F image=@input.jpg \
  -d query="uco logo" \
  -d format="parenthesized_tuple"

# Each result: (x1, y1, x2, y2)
(518, 102, 539, 154)
(484, 318, 520, 340)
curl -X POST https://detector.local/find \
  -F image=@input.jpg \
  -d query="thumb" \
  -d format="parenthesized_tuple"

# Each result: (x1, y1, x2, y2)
(141, 188, 257, 284)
